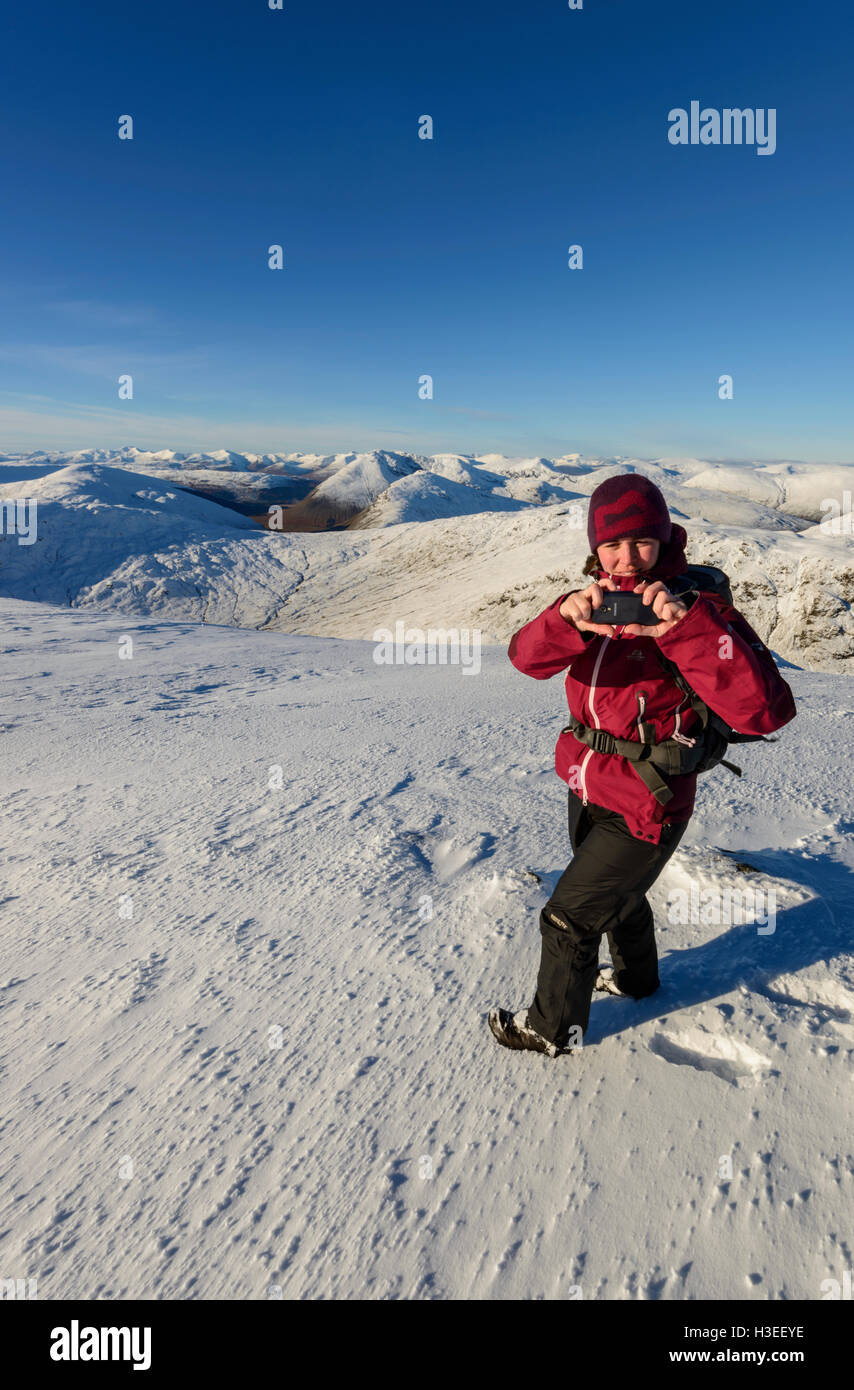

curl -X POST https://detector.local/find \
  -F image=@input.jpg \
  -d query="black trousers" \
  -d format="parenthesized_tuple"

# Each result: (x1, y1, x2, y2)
(526, 793, 689, 1047)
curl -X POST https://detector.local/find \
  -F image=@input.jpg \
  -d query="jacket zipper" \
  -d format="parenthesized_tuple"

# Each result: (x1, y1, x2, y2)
(577, 569, 692, 804)
(672, 693, 697, 747)
(579, 635, 610, 806)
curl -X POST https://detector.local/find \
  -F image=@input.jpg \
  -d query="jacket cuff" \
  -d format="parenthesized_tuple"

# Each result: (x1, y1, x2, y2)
(543, 593, 595, 646)
(655, 593, 722, 650)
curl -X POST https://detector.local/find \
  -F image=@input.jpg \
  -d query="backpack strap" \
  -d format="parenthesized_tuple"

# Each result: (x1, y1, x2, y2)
(667, 564, 734, 607)
(654, 650, 711, 733)
(654, 650, 774, 774)
(563, 715, 691, 805)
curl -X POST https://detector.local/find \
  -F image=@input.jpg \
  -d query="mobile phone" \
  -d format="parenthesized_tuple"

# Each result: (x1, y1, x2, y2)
(592, 592, 658, 626)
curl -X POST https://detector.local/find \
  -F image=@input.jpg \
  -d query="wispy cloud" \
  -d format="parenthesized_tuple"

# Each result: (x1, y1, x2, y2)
(0, 344, 209, 378)
(0, 394, 457, 454)
(0, 392, 535, 457)
(445, 405, 515, 421)
(42, 299, 161, 327)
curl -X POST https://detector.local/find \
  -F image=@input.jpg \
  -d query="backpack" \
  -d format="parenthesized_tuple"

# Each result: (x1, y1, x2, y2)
(562, 563, 780, 805)
(663, 563, 780, 775)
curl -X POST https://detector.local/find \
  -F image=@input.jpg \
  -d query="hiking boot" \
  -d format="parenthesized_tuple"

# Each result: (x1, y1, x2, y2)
(487, 1007, 570, 1057)
(594, 967, 626, 997)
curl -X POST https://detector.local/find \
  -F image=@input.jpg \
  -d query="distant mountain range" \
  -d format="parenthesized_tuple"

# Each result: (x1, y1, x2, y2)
(1, 450, 852, 670)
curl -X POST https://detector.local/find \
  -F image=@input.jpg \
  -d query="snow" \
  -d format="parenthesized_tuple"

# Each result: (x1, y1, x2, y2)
(1, 445, 853, 1299)
(0, 597, 852, 1299)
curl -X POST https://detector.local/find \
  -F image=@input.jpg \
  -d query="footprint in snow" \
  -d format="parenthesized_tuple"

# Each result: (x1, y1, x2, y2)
(396, 828, 496, 880)
(761, 970, 854, 1018)
(760, 970, 854, 1042)
(648, 1024, 775, 1087)
(430, 832, 497, 881)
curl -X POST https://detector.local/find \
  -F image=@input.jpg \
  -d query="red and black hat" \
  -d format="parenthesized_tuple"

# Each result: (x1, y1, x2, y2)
(587, 473, 672, 551)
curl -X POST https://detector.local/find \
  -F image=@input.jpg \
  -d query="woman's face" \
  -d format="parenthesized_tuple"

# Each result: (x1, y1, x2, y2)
(596, 536, 660, 576)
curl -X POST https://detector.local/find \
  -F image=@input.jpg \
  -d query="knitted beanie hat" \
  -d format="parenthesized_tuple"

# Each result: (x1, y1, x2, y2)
(587, 473, 672, 551)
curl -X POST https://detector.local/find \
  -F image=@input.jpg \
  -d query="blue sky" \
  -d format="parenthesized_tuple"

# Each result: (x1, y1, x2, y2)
(2, 0, 852, 460)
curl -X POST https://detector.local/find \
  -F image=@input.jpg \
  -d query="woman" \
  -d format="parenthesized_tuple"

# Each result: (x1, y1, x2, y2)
(488, 473, 797, 1058)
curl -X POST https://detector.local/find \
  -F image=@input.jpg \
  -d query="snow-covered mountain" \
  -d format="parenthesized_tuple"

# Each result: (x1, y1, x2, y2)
(0, 446, 322, 474)
(1, 449, 852, 670)
(681, 461, 854, 523)
(0, 462, 258, 610)
(279, 450, 425, 529)
(349, 469, 533, 527)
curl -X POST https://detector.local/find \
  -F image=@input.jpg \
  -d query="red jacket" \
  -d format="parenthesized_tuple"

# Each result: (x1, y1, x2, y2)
(507, 531, 797, 843)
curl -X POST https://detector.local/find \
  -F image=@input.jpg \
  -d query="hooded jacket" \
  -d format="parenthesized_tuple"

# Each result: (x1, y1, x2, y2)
(507, 524, 797, 843)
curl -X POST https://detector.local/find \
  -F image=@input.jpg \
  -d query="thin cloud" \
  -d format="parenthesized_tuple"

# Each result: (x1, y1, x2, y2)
(0, 344, 209, 378)
(0, 396, 461, 454)
(445, 406, 515, 421)
(43, 300, 161, 327)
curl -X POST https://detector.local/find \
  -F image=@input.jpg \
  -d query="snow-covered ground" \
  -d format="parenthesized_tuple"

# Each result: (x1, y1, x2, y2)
(1, 596, 852, 1300)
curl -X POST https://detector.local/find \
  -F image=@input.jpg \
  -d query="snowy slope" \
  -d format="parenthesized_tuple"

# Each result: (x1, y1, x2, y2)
(282, 451, 425, 528)
(0, 460, 259, 532)
(141, 469, 315, 507)
(0, 463, 260, 608)
(0, 597, 851, 1299)
(420, 454, 585, 507)
(349, 468, 535, 526)
(682, 462, 854, 522)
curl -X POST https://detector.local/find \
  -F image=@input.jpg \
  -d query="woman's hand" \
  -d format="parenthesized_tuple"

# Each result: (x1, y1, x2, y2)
(559, 575, 619, 638)
(620, 578, 689, 638)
